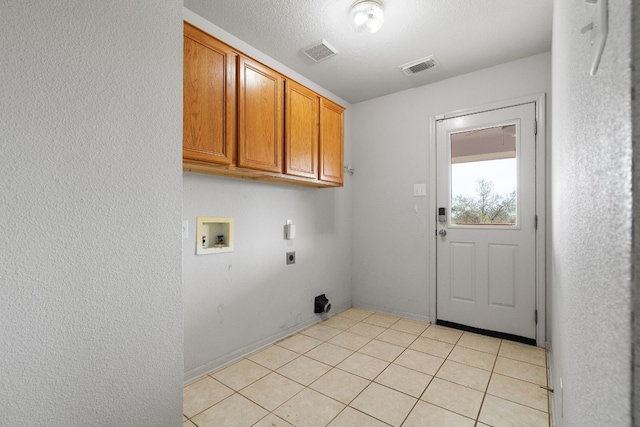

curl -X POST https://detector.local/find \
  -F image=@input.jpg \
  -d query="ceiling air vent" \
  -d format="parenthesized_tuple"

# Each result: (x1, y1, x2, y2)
(301, 39, 338, 62)
(399, 56, 439, 76)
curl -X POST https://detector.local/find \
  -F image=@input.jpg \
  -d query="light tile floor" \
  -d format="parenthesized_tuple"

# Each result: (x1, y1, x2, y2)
(183, 308, 550, 427)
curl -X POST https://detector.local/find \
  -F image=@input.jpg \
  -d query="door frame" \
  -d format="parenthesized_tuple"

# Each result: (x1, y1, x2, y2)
(428, 94, 547, 347)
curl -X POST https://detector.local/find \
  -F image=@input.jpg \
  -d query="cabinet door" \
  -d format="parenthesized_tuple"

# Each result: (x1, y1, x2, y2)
(238, 56, 284, 173)
(285, 80, 319, 179)
(319, 98, 345, 185)
(183, 23, 236, 165)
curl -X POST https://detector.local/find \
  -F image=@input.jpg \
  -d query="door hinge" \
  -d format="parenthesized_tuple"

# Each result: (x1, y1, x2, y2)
(535, 215, 538, 230)
(535, 309, 538, 324)
(534, 119, 538, 136)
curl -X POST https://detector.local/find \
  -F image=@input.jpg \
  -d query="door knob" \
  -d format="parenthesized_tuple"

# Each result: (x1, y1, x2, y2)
(438, 229, 447, 237)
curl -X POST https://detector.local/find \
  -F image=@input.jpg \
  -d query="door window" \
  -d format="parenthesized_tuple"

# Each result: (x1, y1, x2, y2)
(450, 124, 517, 226)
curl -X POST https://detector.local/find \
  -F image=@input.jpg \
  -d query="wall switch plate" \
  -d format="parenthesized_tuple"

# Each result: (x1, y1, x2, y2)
(182, 220, 189, 239)
(413, 183, 427, 196)
(286, 251, 295, 265)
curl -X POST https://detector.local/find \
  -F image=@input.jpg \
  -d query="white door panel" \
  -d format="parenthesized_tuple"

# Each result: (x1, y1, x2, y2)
(449, 242, 475, 302)
(436, 103, 536, 340)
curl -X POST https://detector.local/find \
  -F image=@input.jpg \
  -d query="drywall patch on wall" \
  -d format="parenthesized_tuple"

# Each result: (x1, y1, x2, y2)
(551, 0, 632, 425)
(0, 1, 183, 425)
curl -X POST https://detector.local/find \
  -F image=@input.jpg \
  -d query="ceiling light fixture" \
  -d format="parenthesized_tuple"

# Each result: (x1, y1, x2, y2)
(349, 0, 385, 34)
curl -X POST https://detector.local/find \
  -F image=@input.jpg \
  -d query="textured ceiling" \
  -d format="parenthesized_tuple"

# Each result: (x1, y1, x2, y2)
(184, 0, 553, 104)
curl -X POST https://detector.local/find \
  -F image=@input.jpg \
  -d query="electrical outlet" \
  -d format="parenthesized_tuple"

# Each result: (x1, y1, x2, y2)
(286, 251, 295, 265)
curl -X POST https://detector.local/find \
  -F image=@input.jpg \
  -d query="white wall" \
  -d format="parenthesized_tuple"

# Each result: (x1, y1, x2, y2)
(633, 2, 640, 422)
(0, 2, 183, 426)
(350, 52, 551, 321)
(183, 175, 353, 380)
(182, 12, 354, 382)
(550, 1, 633, 426)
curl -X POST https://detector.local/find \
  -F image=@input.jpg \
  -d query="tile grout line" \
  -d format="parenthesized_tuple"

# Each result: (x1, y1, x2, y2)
(249, 311, 381, 426)
(473, 337, 504, 426)
(480, 339, 551, 422)
(333, 318, 482, 426)
(306, 313, 411, 425)
(184, 309, 548, 426)
(331, 314, 417, 427)
(400, 326, 472, 426)
(316, 311, 389, 426)
(185, 310, 402, 424)
(364, 317, 425, 427)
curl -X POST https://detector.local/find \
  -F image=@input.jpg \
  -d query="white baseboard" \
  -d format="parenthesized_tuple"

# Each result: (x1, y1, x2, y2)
(351, 302, 431, 324)
(184, 301, 352, 385)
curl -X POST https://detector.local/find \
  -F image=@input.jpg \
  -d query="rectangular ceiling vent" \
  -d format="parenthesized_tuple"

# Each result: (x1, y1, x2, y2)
(399, 56, 439, 76)
(301, 39, 338, 62)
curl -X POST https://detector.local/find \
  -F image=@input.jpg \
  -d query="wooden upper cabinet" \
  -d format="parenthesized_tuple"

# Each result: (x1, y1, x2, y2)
(285, 80, 319, 179)
(237, 56, 284, 173)
(319, 98, 345, 185)
(183, 23, 236, 165)
(182, 23, 345, 187)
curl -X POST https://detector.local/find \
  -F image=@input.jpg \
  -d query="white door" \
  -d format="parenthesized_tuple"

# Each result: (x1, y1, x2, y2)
(436, 103, 537, 340)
